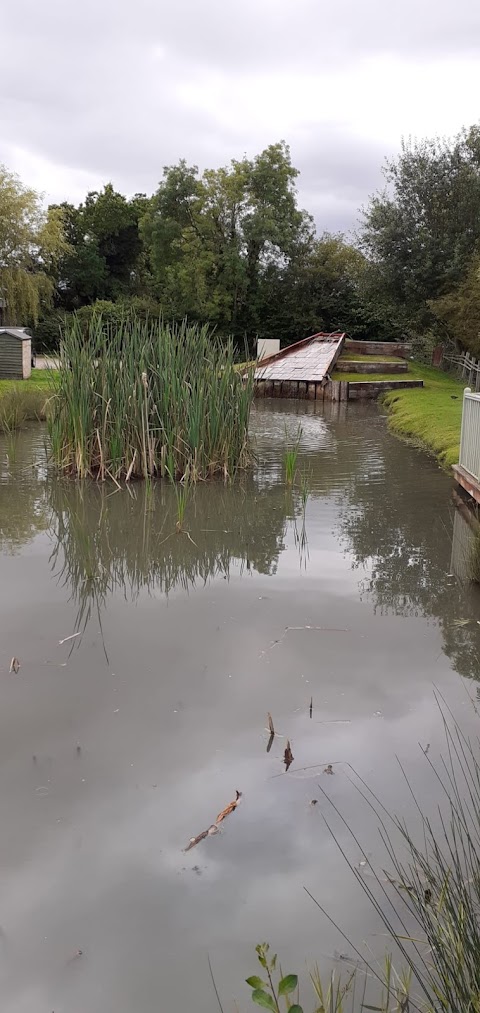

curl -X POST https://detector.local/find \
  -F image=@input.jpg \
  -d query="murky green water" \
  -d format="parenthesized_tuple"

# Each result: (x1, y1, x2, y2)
(1, 400, 480, 1012)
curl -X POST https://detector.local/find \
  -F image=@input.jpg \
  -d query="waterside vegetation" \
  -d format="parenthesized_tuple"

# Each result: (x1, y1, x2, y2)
(245, 706, 480, 1013)
(47, 316, 254, 482)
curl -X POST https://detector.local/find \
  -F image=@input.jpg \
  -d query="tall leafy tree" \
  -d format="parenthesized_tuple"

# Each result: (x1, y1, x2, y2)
(0, 165, 68, 324)
(142, 142, 314, 340)
(360, 127, 480, 329)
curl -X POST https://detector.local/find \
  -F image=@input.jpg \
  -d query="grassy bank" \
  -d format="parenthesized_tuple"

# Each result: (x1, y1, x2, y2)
(331, 363, 464, 469)
(382, 364, 464, 469)
(0, 369, 57, 433)
(49, 317, 254, 481)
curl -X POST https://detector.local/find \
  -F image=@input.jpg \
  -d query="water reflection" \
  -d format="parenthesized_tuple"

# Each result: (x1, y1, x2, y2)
(2, 407, 480, 681)
(334, 430, 480, 681)
(47, 476, 293, 604)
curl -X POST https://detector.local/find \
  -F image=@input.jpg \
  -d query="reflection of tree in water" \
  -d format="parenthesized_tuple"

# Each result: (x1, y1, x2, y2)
(47, 475, 294, 637)
(335, 443, 480, 680)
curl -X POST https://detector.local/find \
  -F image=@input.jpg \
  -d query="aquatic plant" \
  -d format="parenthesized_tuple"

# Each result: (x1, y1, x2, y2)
(245, 702, 480, 1013)
(284, 426, 302, 485)
(245, 945, 410, 1012)
(48, 315, 254, 481)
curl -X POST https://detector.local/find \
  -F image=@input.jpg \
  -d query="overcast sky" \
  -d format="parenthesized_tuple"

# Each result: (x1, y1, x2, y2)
(1, 0, 480, 234)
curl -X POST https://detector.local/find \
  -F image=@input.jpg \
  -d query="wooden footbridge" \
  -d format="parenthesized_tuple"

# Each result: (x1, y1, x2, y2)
(254, 333, 423, 400)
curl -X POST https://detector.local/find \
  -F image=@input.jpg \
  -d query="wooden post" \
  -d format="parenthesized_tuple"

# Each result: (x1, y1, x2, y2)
(273, 381, 282, 397)
(475, 358, 480, 393)
(298, 382, 307, 399)
(307, 382, 316, 400)
(469, 354, 475, 387)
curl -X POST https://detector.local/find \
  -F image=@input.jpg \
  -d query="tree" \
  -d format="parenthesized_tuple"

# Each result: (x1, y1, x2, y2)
(360, 127, 480, 330)
(141, 142, 314, 341)
(0, 165, 68, 324)
(53, 186, 150, 310)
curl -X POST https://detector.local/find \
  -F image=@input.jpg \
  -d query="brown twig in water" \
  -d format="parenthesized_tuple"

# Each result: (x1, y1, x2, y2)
(267, 712, 275, 735)
(9, 657, 20, 674)
(309, 696, 313, 718)
(185, 825, 218, 852)
(184, 791, 243, 851)
(216, 790, 242, 823)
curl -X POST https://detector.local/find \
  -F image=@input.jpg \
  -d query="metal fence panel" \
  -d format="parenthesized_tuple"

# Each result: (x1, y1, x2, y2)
(459, 389, 480, 482)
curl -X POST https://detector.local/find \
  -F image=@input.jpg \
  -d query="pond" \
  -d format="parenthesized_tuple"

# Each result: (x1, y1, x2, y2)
(1, 399, 480, 1013)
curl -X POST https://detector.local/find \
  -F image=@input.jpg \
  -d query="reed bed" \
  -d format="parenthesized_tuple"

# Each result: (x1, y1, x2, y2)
(48, 317, 254, 481)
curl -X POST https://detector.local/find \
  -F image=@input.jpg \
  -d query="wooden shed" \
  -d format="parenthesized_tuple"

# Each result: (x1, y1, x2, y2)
(0, 328, 32, 379)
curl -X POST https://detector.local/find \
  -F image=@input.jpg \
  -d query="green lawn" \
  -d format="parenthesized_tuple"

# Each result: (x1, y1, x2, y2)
(0, 368, 57, 397)
(332, 370, 411, 382)
(381, 363, 464, 470)
(0, 369, 58, 430)
(338, 352, 403, 363)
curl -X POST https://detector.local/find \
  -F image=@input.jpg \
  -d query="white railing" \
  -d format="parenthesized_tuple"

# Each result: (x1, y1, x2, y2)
(459, 387, 480, 482)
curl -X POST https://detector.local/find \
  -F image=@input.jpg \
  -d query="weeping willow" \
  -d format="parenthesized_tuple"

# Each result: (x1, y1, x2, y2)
(0, 267, 54, 325)
(0, 164, 68, 325)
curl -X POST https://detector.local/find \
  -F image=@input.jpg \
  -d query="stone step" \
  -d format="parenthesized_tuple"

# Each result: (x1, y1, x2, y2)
(336, 360, 408, 374)
(348, 379, 423, 399)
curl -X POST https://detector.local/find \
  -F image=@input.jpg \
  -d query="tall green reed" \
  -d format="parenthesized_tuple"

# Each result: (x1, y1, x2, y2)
(48, 316, 254, 482)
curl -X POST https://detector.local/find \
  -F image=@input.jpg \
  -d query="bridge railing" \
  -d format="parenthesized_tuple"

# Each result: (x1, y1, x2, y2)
(459, 387, 480, 483)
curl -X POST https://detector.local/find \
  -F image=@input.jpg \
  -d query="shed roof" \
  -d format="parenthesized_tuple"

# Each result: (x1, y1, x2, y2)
(0, 328, 31, 341)
(254, 331, 346, 383)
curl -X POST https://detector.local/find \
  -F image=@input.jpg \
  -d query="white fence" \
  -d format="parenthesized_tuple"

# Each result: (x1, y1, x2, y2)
(459, 388, 480, 483)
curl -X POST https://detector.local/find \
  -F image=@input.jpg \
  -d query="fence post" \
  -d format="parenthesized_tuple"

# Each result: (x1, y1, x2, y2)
(459, 387, 471, 470)
(475, 357, 480, 393)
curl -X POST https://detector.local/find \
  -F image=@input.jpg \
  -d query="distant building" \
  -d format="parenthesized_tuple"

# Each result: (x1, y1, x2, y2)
(0, 328, 32, 379)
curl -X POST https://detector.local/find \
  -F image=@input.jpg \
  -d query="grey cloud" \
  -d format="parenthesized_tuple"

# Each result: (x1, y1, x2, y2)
(4, 0, 480, 71)
(1, 0, 477, 232)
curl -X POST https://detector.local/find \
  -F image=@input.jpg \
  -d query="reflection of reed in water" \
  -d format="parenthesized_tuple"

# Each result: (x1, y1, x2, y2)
(47, 477, 298, 641)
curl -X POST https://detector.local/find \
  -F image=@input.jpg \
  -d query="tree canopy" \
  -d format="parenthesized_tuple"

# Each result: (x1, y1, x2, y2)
(5, 127, 480, 354)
